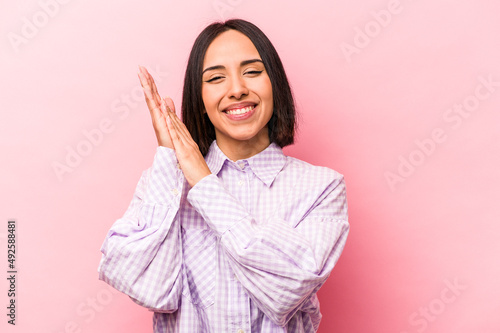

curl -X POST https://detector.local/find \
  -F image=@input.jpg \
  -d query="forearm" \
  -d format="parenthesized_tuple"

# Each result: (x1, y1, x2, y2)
(98, 147, 185, 312)
(187, 173, 349, 325)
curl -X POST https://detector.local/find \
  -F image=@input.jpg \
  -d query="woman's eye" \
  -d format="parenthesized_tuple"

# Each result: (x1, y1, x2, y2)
(205, 76, 224, 83)
(245, 70, 263, 76)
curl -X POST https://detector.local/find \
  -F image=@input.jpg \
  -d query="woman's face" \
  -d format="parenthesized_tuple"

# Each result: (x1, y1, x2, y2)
(201, 29, 273, 155)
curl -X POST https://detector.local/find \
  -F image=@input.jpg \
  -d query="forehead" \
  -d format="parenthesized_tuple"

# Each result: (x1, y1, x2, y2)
(203, 29, 261, 67)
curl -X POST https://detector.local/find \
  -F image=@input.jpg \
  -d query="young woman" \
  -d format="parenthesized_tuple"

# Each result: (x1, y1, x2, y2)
(98, 19, 349, 333)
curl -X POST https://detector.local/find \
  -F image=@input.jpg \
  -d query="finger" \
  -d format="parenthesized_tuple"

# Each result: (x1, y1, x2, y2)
(138, 72, 162, 119)
(138, 70, 149, 91)
(138, 67, 164, 112)
(166, 114, 183, 150)
(168, 111, 190, 143)
(162, 100, 183, 133)
(160, 99, 171, 121)
(142, 67, 161, 98)
(166, 112, 183, 141)
(138, 65, 148, 75)
(139, 66, 162, 105)
(164, 96, 176, 114)
(163, 98, 173, 117)
(159, 102, 173, 141)
(138, 72, 156, 107)
(138, 70, 156, 101)
(169, 111, 192, 143)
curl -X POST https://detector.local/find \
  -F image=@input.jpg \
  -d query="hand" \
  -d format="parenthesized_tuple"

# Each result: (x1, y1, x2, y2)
(137, 65, 175, 148)
(165, 109, 212, 187)
(138, 65, 211, 187)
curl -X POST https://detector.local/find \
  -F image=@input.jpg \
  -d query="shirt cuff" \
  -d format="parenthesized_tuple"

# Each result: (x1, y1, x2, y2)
(187, 174, 249, 235)
(144, 146, 184, 206)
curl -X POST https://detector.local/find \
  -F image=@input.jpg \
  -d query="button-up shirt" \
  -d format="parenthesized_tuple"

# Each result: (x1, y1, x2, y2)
(98, 141, 349, 332)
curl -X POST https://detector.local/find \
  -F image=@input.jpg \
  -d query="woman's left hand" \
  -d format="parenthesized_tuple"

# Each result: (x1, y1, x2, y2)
(164, 104, 212, 187)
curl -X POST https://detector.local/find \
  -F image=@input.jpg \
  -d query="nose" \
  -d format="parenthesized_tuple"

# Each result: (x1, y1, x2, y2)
(228, 76, 249, 99)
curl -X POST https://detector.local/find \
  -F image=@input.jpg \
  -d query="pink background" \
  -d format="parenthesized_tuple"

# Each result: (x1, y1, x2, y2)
(1, 0, 499, 332)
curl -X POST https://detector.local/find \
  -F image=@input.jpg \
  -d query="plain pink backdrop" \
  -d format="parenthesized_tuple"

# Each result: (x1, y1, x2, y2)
(1, 0, 499, 332)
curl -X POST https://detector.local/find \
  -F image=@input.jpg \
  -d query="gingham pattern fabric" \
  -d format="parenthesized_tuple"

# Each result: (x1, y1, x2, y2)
(98, 141, 349, 333)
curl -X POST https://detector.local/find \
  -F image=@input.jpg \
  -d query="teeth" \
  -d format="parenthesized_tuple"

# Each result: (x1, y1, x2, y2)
(226, 106, 253, 115)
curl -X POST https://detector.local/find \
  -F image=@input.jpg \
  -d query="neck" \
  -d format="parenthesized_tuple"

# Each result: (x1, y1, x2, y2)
(216, 132, 270, 161)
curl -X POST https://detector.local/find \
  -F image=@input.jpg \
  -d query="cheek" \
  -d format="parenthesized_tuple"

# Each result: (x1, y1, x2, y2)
(201, 87, 213, 110)
(202, 85, 223, 109)
(262, 80, 273, 106)
(260, 76, 273, 98)
(268, 85, 273, 103)
(249, 78, 273, 104)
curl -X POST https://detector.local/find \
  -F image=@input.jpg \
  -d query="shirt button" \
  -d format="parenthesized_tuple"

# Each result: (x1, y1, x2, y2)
(237, 180, 244, 186)
(171, 188, 179, 196)
(238, 162, 245, 170)
(237, 330, 245, 333)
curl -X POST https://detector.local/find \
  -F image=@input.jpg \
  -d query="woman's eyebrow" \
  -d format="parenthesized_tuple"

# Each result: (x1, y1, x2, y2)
(202, 59, 263, 74)
(240, 58, 263, 66)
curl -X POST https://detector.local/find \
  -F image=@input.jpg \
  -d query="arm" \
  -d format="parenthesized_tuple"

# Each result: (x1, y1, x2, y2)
(136, 67, 347, 325)
(98, 66, 188, 312)
(98, 147, 185, 312)
(187, 170, 349, 326)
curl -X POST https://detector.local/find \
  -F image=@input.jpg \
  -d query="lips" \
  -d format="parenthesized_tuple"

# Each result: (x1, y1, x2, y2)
(223, 102, 257, 114)
(225, 105, 255, 115)
(222, 103, 257, 121)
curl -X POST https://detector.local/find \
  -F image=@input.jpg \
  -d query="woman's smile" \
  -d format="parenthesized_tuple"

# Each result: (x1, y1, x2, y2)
(201, 29, 274, 158)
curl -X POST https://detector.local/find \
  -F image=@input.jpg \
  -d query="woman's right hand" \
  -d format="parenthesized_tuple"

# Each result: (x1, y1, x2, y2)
(138, 65, 175, 149)
(137, 65, 211, 187)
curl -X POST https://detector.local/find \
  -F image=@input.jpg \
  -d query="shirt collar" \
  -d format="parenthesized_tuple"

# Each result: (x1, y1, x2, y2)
(205, 140, 287, 187)
(204, 141, 227, 176)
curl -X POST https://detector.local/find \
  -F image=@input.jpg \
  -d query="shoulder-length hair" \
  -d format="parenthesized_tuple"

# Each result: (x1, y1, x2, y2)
(181, 19, 296, 156)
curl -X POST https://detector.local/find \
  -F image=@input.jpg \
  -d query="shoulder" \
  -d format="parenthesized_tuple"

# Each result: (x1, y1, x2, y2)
(284, 156, 345, 186)
(274, 156, 348, 225)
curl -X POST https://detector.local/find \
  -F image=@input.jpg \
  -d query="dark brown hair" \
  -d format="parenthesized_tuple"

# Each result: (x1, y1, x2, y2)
(181, 19, 296, 156)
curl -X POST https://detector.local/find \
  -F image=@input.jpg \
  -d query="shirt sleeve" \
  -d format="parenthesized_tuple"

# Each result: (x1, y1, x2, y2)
(97, 146, 185, 312)
(186, 169, 349, 326)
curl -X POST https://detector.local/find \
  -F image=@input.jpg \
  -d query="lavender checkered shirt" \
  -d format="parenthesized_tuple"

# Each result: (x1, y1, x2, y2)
(98, 141, 349, 332)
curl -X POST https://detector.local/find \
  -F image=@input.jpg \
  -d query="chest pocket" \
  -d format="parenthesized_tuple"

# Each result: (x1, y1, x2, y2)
(181, 228, 217, 308)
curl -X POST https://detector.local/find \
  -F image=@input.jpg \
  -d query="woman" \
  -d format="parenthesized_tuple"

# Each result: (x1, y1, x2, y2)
(98, 19, 349, 332)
